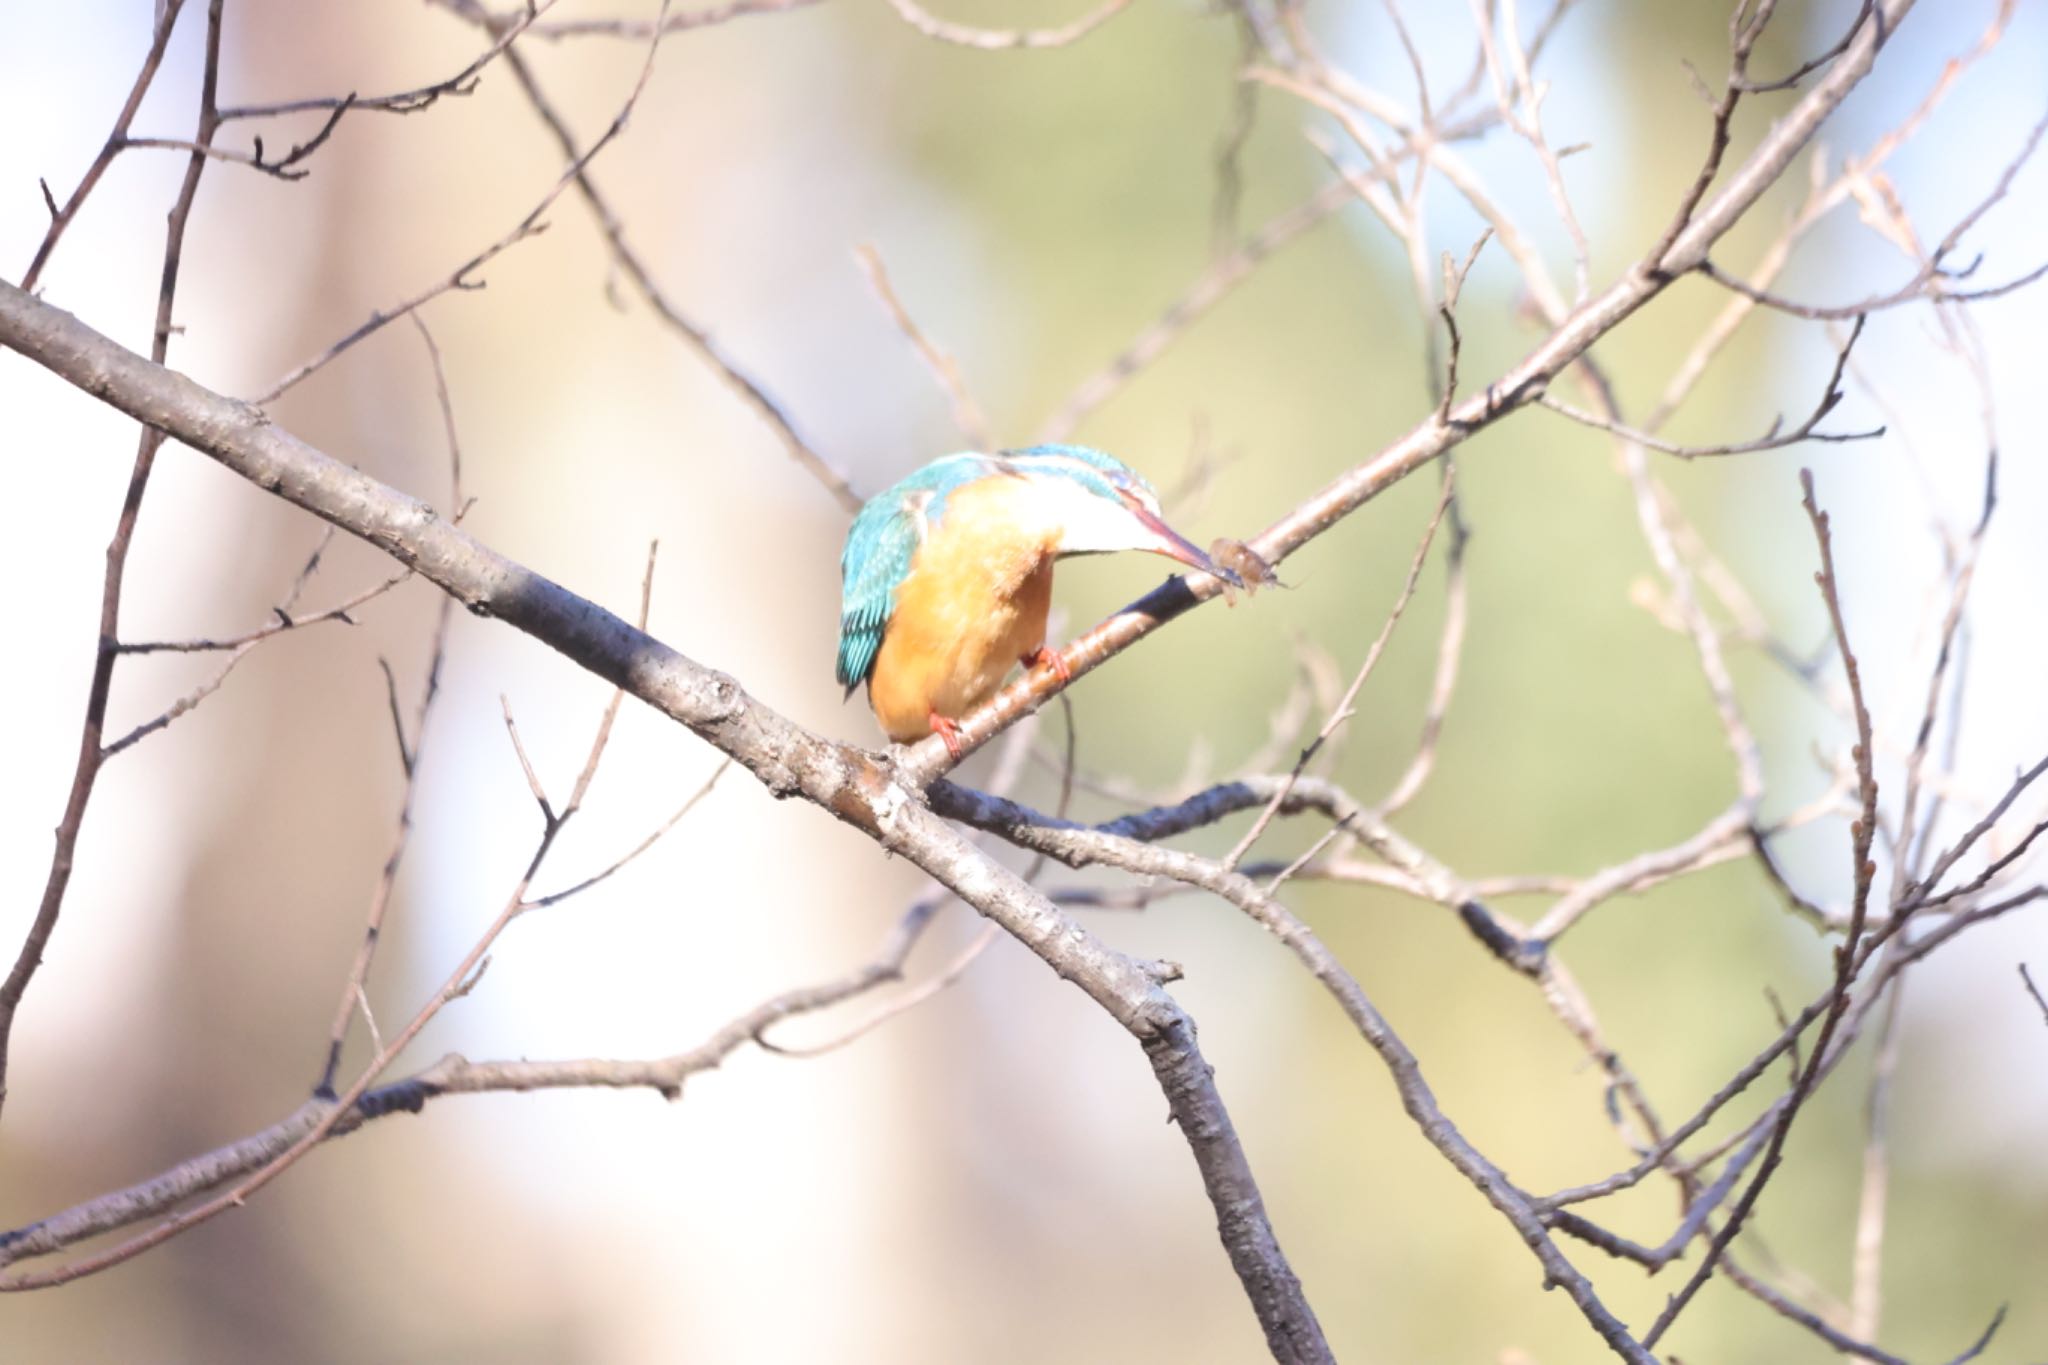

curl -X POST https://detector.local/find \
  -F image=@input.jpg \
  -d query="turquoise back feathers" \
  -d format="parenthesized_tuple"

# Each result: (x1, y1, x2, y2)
(835, 445, 1159, 694)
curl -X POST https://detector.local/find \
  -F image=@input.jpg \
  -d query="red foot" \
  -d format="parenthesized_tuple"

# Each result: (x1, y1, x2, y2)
(928, 710, 965, 761)
(1021, 644, 1072, 686)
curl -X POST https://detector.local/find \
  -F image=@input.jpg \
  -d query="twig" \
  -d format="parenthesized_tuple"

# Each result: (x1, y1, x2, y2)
(434, 0, 822, 41)
(0, 855, 944, 1275)
(854, 243, 993, 449)
(2021, 964, 2048, 1029)
(934, 780, 1654, 1362)
(221, 0, 560, 120)
(1641, 469, 1883, 1348)
(1471, 0, 1592, 300)
(1, 276, 1335, 1346)
(1638, 0, 1787, 275)
(1892, 451, 1997, 901)
(523, 761, 731, 912)
(493, 43, 859, 512)
(1849, 979, 1906, 1340)
(313, 316, 467, 1097)
(1737, 0, 1877, 92)
(1037, 179, 1355, 441)
(119, 97, 353, 181)
(757, 922, 1001, 1057)
(1538, 315, 1882, 457)
(1694, 108, 2048, 318)
(4, 520, 656, 1286)
(911, 0, 1919, 778)
(251, 0, 679, 403)
(1223, 482, 1453, 869)
(114, 570, 408, 654)
(1644, 0, 2018, 435)
(1209, 16, 1260, 257)
(881, 0, 1135, 51)
(0, 0, 226, 1121)
(1720, 1253, 1912, 1365)
(19, 0, 189, 292)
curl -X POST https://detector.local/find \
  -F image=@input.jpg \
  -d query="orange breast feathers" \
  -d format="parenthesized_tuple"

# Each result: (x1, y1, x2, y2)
(867, 478, 1058, 743)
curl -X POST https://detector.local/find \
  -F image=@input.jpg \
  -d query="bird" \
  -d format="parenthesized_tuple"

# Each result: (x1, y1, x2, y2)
(837, 444, 1241, 759)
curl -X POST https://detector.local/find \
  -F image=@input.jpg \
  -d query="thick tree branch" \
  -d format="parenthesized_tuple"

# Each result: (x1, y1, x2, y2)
(0, 281, 1327, 1361)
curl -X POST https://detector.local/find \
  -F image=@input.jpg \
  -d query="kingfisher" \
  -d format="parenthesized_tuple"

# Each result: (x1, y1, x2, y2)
(838, 444, 1241, 758)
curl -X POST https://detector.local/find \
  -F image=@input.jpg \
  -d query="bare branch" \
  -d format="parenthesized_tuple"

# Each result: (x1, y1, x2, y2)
(0, 278, 1327, 1356)
(252, 3, 678, 403)
(1538, 316, 1882, 458)
(19, 0, 189, 292)
(1640, 469, 1884, 1348)
(932, 779, 1653, 1362)
(1223, 482, 1453, 869)
(1849, 981, 1906, 1340)
(314, 315, 468, 1097)
(854, 242, 993, 449)
(1696, 108, 2048, 318)
(2020, 964, 2048, 1030)
(881, 0, 1135, 51)
(492, 43, 860, 512)
(221, 0, 561, 120)
(917, 0, 1921, 778)
(0, 0, 226, 1120)
(434, 0, 823, 41)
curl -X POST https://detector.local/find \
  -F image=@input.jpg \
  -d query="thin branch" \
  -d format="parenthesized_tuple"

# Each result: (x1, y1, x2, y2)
(433, 0, 822, 41)
(19, 0, 189, 292)
(854, 242, 993, 449)
(1641, 470, 1883, 1348)
(118, 97, 353, 181)
(1693, 107, 2048, 318)
(1224, 482, 1452, 869)
(492, 42, 860, 512)
(1645, 0, 2018, 435)
(522, 761, 731, 911)
(1849, 979, 1906, 1340)
(0, 844, 940, 1277)
(220, 0, 561, 120)
(1475, 0, 1592, 300)
(500, 698, 556, 825)
(0, 275, 1329, 1357)
(314, 315, 467, 1097)
(0, 0, 226, 1120)
(4, 514, 658, 1286)
(1736, 0, 1877, 92)
(2020, 964, 2048, 1030)
(934, 780, 1653, 1363)
(251, 2, 678, 403)
(1037, 179, 1355, 441)
(881, 0, 1135, 51)
(757, 922, 1001, 1057)
(1638, 0, 1786, 275)
(114, 570, 408, 654)
(1538, 315, 1881, 458)
(1720, 1253, 1912, 1365)
(914, 0, 1920, 778)
(1906, 753, 2048, 906)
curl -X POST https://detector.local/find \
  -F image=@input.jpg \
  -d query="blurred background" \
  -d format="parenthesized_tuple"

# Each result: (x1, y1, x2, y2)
(3, 0, 2045, 1360)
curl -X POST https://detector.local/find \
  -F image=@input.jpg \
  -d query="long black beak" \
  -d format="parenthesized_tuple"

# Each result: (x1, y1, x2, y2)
(1132, 506, 1244, 588)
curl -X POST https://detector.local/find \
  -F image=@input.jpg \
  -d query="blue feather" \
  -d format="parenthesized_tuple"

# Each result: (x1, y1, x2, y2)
(837, 454, 997, 692)
(1002, 443, 1157, 501)
(836, 446, 1156, 693)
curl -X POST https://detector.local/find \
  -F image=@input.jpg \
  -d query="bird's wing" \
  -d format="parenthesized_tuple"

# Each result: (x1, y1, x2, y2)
(837, 488, 929, 693)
